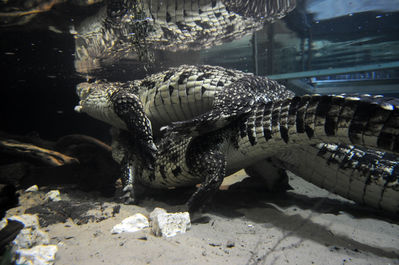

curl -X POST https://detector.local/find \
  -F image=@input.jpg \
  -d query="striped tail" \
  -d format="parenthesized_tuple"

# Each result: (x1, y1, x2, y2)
(238, 94, 399, 155)
(275, 144, 399, 214)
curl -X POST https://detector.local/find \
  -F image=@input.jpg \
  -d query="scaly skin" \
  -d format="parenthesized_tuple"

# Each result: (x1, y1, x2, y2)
(273, 143, 399, 213)
(75, 65, 292, 132)
(74, 0, 297, 74)
(75, 65, 399, 213)
(75, 65, 292, 166)
(115, 86, 399, 213)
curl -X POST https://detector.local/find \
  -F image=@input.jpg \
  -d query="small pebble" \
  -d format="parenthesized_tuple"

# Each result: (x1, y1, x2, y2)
(112, 205, 121, 216)
(111, 214, 149, 234)
(25, 185, 39, 192)
(45, 190, 61, 202)
(226, 240, 235, 248)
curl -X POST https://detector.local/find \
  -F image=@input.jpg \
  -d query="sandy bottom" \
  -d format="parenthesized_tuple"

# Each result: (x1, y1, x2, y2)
(6, 171, 399, 265)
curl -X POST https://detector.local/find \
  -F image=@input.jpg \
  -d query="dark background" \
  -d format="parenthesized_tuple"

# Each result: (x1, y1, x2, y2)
(0, 4, 111, 142)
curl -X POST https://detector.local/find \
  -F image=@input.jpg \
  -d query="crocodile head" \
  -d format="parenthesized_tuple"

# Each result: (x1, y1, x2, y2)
(75, 82, 94, 103)
(74, 81, 127, 130)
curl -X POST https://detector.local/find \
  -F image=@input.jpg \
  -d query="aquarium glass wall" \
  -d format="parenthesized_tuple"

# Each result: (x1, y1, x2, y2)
(201, 0, 399, 96)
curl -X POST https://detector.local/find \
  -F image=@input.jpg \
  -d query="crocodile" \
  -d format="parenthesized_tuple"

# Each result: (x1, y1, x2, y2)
(110, 87, 399, 213)
(74, 66, 399, 213)
(75, 64, 292, 166)
(74, 0, 296, 75)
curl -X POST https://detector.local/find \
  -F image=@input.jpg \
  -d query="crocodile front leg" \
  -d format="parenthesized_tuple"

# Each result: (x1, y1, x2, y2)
(119, 154, 136, 204)
(75, 82, 157, 169)
(110, 89, 157, 168)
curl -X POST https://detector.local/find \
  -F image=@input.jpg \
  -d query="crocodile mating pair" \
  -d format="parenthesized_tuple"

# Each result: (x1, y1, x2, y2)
(75, 64, 399, 214)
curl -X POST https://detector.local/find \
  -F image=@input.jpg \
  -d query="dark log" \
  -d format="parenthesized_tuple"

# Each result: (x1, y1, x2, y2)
(0, 139, 79, 167)
(0, 131, 56, 150)
(0, 132, 118, 196)
(56, 134, 112, 153)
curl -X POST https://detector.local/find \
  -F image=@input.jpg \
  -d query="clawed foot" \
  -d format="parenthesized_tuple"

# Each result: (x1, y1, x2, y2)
(120, 184, 136, 204)
(120, 182, 147, 205)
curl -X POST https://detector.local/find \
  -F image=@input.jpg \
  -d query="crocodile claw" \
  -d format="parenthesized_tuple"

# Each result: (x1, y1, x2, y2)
(121, 184, 137, 204)
(120, 179, 148, 205)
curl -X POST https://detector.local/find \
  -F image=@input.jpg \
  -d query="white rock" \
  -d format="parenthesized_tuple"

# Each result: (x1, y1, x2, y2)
(16, 245, 58, 265)
(111, 213, 149, 234)
(7, 215, 49, 249)
(0, 218, 8, 230)
(25, 185, 39, 192)
(149, 207, 167, 220)
(2, 215, 54, 264)
(8, 214, 39, 229)
(44, 190, 61, 202)
(149, 208, 191, 238)
(14, 227, 49, 249)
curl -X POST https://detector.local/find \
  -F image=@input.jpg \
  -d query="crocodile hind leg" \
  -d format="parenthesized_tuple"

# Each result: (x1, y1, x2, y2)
(186, 139, 226, 212)
(161, 76, 291, 137)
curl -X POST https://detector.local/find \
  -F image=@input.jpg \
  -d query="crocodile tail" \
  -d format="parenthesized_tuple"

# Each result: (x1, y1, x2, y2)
(261, 94, 399, 154)
(275, 144, 399, 214)
(235, 94, 399, 213)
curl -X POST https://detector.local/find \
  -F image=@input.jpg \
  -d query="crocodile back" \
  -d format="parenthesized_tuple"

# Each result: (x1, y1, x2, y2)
(136, 65, 249, 130)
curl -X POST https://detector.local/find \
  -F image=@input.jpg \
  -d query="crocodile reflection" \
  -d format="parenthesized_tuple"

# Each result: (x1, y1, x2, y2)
(74, 0, 296, 76)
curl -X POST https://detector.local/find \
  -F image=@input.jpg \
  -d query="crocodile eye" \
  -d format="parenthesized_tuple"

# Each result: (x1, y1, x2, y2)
(82, 89, 88, 98)
(76, 84, 92, 100)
